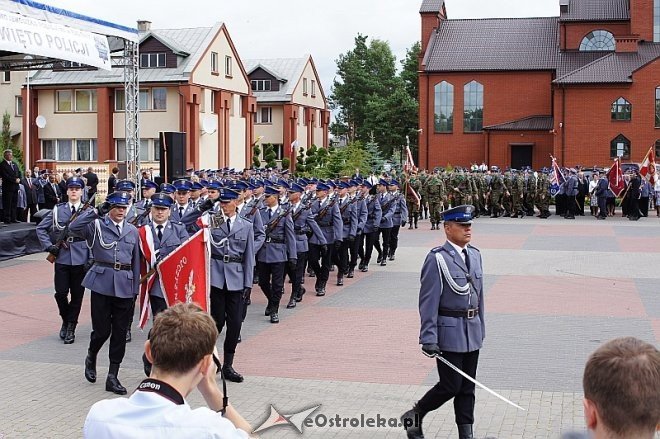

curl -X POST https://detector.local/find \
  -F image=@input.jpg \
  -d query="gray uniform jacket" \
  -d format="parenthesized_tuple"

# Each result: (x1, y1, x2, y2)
(363, 195, 382, 234)
(209, 215, 255, 291)
(142, 220, 190, 299)
(257, 206, 297, 263)
(68, 209, 141, 298)
(354, 195, 368, 234)
(337, 197, 358, 240)
(565, 175, 579, 196)
(291, 202, 326, 253)
(170, 203, 194, 223)
(418, 242, 485, 353)
(36, 203, 91, 266)
(238, 199, 266, 253)
(378, 193, 397, 228)
(391, 192, 408, 226)
(310, 198, 343, 245)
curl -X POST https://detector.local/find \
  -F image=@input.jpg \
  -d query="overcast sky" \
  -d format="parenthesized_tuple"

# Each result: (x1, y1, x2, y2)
(50, 0, 559, 96)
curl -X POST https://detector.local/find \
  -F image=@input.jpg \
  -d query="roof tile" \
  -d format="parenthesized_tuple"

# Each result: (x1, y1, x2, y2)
(559, 0, 630, 22)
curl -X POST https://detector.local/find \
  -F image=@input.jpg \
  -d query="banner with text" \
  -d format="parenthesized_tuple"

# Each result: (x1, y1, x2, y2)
(0, 10, 111, 70)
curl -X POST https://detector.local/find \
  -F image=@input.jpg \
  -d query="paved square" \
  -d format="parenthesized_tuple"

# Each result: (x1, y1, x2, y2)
(0, 213, 658, 438)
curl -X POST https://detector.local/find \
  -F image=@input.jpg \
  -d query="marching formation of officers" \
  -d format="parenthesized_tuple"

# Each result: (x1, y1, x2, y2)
(35, 170, 410, 394)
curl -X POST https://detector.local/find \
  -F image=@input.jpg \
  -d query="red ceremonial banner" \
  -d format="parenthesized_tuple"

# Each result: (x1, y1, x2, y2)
(157, 229, 210, 312)
(607, 158, 625, 197)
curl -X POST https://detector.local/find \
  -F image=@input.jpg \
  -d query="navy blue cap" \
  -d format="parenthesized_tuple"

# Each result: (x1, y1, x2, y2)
(316, 182, 330, 191)
(388, 179, 399, 186)
(115, 180, 136, 191)
(199, 179, 210, 188)
(219, 188, 239, 202)
(160, 183, 176, 194)
(441, 205, 475, 224)
(298, 178, 309, 186)
(231, 181, 249, 191)
(264, 186, 280, 196)
(142, 179, 158, 190)
(361, 180, 373, 189)
(190, 181, 204, 191)
(289, 183, 305, 193)
(327, 180, 337, 188)
(378, 178, 389, 186)
(337, 181, 350, 189)
(252, 179, 265, 188)
(150, 192, 173, 208)
(207, 181, 223, 190)
(349, 179, 360, 187)
(106, 191, 132, 207)
(277, 179, 291, 189)
(66, 177, 84, 188)
(173, 179, 192, 192)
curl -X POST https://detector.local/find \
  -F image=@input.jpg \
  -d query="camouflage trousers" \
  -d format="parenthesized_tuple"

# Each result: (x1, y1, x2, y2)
(428, 200, 444, 224)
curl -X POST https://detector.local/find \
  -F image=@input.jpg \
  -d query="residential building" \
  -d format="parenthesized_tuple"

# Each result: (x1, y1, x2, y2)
(244, 56, 330, 169)
(24, 20, 254, 190)
(418, 0, 660, 170)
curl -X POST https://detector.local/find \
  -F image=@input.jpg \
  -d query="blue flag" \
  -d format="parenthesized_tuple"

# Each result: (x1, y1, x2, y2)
(549, 156, 566, 197)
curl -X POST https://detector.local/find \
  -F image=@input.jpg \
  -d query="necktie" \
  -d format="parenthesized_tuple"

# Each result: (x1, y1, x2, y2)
(226, 217, 231, 233)
(268, 209, 272, 220)
(156, 225, 163, 241)
(462, 249, 470, 272)
(71, 205, 76, 216)
(179, 206, 184, 218)
(116, 224, 121, 235)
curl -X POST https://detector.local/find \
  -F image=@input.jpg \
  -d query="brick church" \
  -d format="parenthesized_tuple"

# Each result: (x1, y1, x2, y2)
(417, 0, 660, 170)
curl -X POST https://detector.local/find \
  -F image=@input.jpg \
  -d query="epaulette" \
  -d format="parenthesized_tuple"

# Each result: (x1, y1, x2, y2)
(242, 215, 253, 223)
(467, 244, 480, 252)
(430, 246, 443, 253)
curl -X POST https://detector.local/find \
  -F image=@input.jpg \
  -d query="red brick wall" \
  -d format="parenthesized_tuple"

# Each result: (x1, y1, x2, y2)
(419, 71, 553, 168)
(630, 0, 654, 41)
(556, 58, 660, 167)
(487, 131, 555, 170)
(562, 22, 630, 50)
(421, 13, 440, 54)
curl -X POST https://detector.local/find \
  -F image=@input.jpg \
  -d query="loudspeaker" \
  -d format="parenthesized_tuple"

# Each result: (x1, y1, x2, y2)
(32, 208, 52, 225)
(159, 132, 186, 183)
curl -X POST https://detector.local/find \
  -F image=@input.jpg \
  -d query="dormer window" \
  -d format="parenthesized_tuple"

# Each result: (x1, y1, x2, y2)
(579, 30, 615, 51)
(251, 80, 271, 91)
(140, 53, 166, 68)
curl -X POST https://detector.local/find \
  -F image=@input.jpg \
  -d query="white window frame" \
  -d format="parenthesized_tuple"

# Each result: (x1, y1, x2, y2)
(116, 138, 160, 162)
(115, 89, 125, 111)
(251, 79, 272, 91)
(254, 106, 272, 124)
(311, 80, 316, 97)
(140, 53, 166, 68)
(2, 71, 10, 83)
(210, 91, 216, 114)
(56, 90, 73, 112)
(41, 138, 97, 161)
(152, 87, 167, 111)
(74, 89, 97, 112)
(211, 52, 219, 74)
(303, 78, 308, 95)
(225, 55, 232, 77)
(15, 96, 22, 116)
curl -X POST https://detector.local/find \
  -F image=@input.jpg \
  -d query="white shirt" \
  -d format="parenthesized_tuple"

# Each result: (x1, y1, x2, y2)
(112, 220, 124, 235)
(447, 240, 468, 264)
(84, 391, 248, 439)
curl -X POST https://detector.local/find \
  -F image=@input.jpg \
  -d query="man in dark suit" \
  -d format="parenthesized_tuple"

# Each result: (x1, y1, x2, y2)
(577, 170, 589, 216)
(21, 168, 38, 221)
(0, 149, 22, 223)
(43, 173, 62, 209)
(108, 167, 119, 194)
(58, 172, 70, 204)
(83, 166, 99, 199)
(401, 205, 485, 439)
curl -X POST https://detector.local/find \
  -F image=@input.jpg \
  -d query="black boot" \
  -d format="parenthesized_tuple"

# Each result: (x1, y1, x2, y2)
(286, 294, 296, 309)
(431, 223, 436, 230)
(222, 353, 244, 383)
(414, 215, 418, 228)
(458, 424, 473, 439)
(63, 322, 76, 345)
(270, 309, 280, 323)
(84, 350, 97, 383)
(315, 282, 326, 296)
(336, 274, 344, 286)
(106, 363, 127, 395)
(400, 405, 424, 439)
(59, 321, 67, 340)
(295, 286, 305, 302)
(347, 269, 354, 278)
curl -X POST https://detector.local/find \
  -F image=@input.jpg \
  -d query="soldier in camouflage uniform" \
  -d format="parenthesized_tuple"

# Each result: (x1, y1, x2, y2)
(425, 172, 445, 230)
(535, 172, 551, 218)
(418, 171, 429, 219)
(501, 171, 513, 216)
(405, 172, 422, 229)
(449, 169, 470, 207)
(509, 170, 525, 218)
(488, 168, 505, 218)
(524, 170, 537, 216)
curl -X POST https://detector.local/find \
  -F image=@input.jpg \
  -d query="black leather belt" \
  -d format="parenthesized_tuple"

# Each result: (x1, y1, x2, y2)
(211, 254, 243, 263)
(265, 236, 285, 243)
(94, 261, 132, 271)
(295, 230, 308, 235)
(65, 236, 86, 243)
(439, 308, 479, 319)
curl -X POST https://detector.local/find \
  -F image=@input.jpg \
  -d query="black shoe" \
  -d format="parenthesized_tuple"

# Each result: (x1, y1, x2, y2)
(142, 353, 152, 377)
(63, 322, 76, 345)
(125, 329, 132, 343)
(380, 260, 387, 266)
(315, 288, 326, 296)
(237, 334, 242, 343)
(245, 297, 251, 305)
(106, 363, 127, 395)
(270, 312, 279, 323)
(408, 224, 413, 229)
(329, 265, 335, 272)
(401, 407, 424, 439)
(458, 424, 474, 439)
(336, 276, 344, 286)
(431, 224, 436, 230)
(360, 266, 368, 272)
(295, 287, 306, 302)
(347, 270, 354, 278)
(308, 271, 316, 278)
(59, 322, 67, 340)
(84, 351, 97, 383)
(222, 354, 244, 383)
(264, 305, 273, 316)
(376, 253, 383, 264)
(286, 297, 296, 308)
(388, 255, 395, 261)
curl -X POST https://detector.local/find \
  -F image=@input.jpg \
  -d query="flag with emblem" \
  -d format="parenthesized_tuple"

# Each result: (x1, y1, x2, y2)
(549, 155, 566, 196)
(639, 145, 657, 185)
(607, 157, 625, 197)
(157, 229, 210, 312)
(403, 145, 421, 207)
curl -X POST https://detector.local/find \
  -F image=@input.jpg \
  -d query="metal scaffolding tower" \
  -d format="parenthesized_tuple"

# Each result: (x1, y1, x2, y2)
(123, 41, 141, 196)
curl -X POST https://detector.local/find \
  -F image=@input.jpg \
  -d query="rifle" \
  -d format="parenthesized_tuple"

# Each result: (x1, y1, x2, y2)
(47, 194, 96, 264)
(265, 207, 292, 236)
(130, 202, 152, 226)
(316, 199, 337, 221)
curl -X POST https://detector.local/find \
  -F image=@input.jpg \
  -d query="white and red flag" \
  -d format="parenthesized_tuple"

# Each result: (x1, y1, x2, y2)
(639, 145, 657, 185)
(138, 225, 158, 329)
(607, 158, 625, 197)
(157, 229, 211, 312)
(403, 145, 421, 207)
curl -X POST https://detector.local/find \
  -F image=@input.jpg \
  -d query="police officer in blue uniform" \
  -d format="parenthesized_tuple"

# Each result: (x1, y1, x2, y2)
(387, 180, 408, 261)
(69, 191, 141, 395)
(347, 180, 367, 278)
(171, 179, 194, 222)
(36, 176, 92, 344)
(286, 182, 326, 308)
(358, 181, 382, 271)
(208, 188, 255, 382)
(308, 182, 342, 296)
(257, 186, 296, 323)
(375, 179, 396, 266)
(401, 205, 485, 439)
(138, 192, 191, 376)
(334, 181, 358, 286)
(115, 180, 138, 224)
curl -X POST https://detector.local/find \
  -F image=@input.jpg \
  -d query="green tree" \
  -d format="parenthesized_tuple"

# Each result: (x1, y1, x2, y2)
(296, 147, 306, 174)
(364, 136, 386, 174)
(252, 144, 261, 168)
(316, 147, 329, 169)
(0, 112, 22, 171)
(281, 157, 291, 171)
(262, 143, 277, 169)
(400, 41, 420, 102)
(305, 145, 317, 174)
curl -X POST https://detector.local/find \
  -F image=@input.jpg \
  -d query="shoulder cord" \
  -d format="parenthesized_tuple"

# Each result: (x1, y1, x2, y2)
(434, 252, 470, 296)
(92, 218, 118, 250)
(52, 205, 66, 231)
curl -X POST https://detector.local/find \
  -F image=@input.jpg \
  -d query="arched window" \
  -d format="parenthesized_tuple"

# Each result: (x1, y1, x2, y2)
(463, 80, 483, 132)
(610, 134, 630, 160)
(579, 30, 616, 51)
(655, 139, 660, 158)
(655, 87, 660, 128)
(611, 97, 632, 121)
(434, 81, 454, 132)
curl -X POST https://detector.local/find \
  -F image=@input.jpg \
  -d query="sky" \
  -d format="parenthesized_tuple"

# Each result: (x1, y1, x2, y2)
(47, 0, 560, 97)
